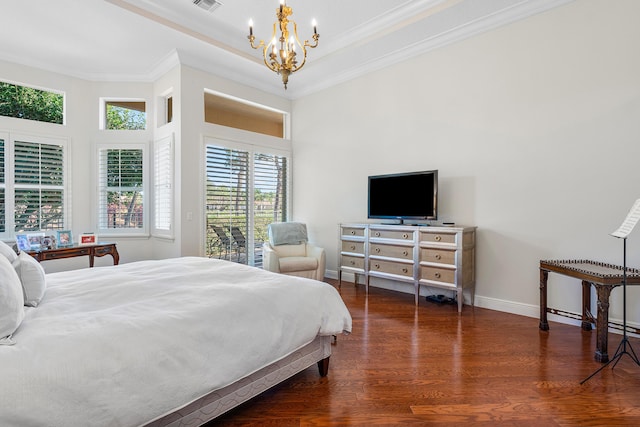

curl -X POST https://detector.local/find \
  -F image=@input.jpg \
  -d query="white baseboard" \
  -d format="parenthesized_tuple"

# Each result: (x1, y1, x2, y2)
(329, 269, 640, 338)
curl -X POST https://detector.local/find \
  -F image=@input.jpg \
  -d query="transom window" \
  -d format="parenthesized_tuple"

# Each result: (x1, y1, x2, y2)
(204, 91, 285, 138)
(0, 81, 64, 125)
(103, 100, 146, 130)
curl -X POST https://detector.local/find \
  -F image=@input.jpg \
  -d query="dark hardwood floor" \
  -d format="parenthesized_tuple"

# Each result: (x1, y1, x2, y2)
(212, 280, 640, 426)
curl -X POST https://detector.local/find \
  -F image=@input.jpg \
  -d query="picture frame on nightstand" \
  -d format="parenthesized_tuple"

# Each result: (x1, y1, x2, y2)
(41, 234, 56, 250)
(79, 233, 97, 245)
(26, 232, 45, 250)
(57, 230, 73, 247)
(15, 234, 30, 251)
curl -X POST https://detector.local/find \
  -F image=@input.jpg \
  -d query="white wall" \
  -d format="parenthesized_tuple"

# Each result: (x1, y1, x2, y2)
(291, 0, 640, 325)
(0, 59, 291, 271)
(177, 65, 291, 257)
(3, 0, 639, 328)
(151, 65, 182, 260)
(0, 61, 155, 272)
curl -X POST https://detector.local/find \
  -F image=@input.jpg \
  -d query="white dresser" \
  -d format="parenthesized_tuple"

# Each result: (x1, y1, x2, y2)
(338, 223, 476, 312)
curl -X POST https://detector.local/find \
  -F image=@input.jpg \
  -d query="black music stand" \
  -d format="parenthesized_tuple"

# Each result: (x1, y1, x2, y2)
(582, 200, 640, 384)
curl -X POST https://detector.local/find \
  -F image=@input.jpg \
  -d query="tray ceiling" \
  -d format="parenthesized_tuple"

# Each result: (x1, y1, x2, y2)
(0, 0, 573, 99)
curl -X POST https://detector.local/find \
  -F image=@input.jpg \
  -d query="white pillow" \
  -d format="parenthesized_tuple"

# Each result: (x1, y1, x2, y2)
(0, 254, 25, 345)
(13, 251, 46, 307)
(0, 239, 18, 262)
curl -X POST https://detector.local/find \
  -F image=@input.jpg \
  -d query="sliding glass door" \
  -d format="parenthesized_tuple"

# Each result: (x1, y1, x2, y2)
(204, 139, 289, 266)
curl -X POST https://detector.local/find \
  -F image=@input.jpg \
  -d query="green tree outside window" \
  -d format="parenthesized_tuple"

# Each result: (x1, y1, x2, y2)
(0, 82, 63, 124)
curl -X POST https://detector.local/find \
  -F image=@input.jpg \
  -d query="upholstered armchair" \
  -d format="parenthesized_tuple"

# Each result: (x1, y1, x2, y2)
(262, 222, 326, 281)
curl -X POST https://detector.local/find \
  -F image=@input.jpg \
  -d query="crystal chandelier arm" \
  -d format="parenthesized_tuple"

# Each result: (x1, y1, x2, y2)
(289, 22, 306, 72)
(247, 34, 264, 50)
(265, 22, 280, 72)
(248, 23, 280, 73)
(303, 32, 320, 49)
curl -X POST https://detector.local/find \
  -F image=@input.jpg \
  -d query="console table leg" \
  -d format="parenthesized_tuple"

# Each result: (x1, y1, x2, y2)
(539, 269, 549, 330)
(581, 280, 593, 331)
(594, 284, 614, 363)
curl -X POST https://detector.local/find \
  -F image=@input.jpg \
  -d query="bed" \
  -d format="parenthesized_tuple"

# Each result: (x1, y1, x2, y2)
(0, 256, 352, 426)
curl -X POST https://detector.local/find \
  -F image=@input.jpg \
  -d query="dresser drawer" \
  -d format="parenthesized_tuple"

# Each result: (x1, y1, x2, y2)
(420, 266, 455, 284)
(370, 259, 413, 277)
(39, 247, 91, 260)
(420, 231, 456, 244)
(370, 229, 413, 241)
(370, 243, 412, 260)
(94, 245, 115, 257)
(421, 248, 455, 265)
(341, 255, 365, 270)
(342, 227, 365, 237)
(341, 241, 364, 254)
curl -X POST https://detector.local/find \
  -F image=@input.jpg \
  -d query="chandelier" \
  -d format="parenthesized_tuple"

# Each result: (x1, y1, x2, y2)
(248, 0, 319, 89)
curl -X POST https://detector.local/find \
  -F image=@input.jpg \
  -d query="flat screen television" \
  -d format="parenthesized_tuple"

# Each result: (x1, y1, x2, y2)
(368, 170, 438, 222)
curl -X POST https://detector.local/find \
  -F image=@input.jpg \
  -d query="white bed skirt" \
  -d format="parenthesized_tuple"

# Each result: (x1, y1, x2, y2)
(147, 335, 332, 426)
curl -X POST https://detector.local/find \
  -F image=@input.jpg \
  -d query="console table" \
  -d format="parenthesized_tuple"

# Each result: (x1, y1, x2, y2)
(539, 259, 640, 362)
(27, 242, 119, 267)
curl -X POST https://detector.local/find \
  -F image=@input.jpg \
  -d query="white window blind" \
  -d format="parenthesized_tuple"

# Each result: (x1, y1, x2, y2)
(153, 136, 173, 236)
(0, 136, 5, 233)
(14, 140, 65, 232)
(205, 142, 289, 266)
(98, 146, 145, 233)
(253, 152, 287, 228)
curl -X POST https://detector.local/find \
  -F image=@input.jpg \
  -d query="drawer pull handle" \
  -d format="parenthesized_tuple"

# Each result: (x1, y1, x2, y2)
(434, 272, 441, 279)
(350, 230, 356, 235)
(402, 268, 408, 274)
(374, 263, 380, 269)
(435, 254, 441, 260)
(402, 233, 408, 239)
(402, 250, 408, 256)
(374, 231, 381, 237)
(350, 245, 356, 250)
(375, 248, 381, 253)
(350, 260, 356, 266)
(435, 235, 442, 242)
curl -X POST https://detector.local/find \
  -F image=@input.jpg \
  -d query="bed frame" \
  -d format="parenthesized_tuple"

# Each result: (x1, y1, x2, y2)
(146, 335, 332, 426)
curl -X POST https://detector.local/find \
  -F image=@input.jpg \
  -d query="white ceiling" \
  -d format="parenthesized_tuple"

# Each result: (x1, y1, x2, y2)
(0, 0, 573, 99)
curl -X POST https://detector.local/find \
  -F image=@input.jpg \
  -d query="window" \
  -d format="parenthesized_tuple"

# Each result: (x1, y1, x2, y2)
(0, 132, 68, 237)
(204, 91, 285, 138)
(14, 140, 65, 231)
(97, 145, 147, 235)
(166, 96, 173, 124)
(205, 140, 289, 266)
(104, 100, 146, 130)
(153, 135, 173, 237)
(0, 81, 64, 125)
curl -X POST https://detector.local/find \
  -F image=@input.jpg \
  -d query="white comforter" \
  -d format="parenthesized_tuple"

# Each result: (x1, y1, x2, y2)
(0, 257, 352, 427)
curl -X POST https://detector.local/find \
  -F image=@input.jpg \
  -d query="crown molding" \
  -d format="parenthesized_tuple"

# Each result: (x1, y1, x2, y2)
(288, 0, 576, 99)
